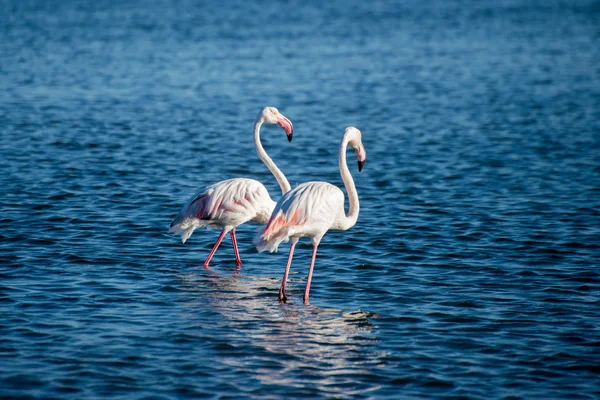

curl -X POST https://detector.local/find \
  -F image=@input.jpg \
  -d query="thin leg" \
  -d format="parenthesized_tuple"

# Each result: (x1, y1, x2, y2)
(230, 230, 242, 269)
(303, 245, 319, 304)
(203, 230, 227, 269)
(279, 239, 297, 302)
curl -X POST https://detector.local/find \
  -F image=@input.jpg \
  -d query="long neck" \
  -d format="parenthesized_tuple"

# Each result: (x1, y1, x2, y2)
(254, 119, 291, 194)
(336, 135, 360, 230)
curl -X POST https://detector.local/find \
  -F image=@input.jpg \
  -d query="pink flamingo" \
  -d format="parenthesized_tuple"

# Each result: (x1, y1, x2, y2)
(170, 107, 293, 269)
(255, 127, 366, 304)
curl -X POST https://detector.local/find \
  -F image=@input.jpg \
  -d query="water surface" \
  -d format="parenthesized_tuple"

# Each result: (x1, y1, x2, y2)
(1, 0, 599, 398)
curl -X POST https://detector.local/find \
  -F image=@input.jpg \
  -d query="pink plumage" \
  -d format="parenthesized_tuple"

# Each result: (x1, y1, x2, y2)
(170, 178, 273, 243)
(257, 182, 344, 252)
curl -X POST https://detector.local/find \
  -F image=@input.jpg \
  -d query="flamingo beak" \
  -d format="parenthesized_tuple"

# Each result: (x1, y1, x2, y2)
(277, 116, 293, 142)
(356, 145, 366, 172)
(358, 160, 365, 172)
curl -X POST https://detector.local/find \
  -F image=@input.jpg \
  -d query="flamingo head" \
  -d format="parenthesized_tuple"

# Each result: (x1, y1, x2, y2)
(345, 126, 367, 172)
(259, 107, 294, 142)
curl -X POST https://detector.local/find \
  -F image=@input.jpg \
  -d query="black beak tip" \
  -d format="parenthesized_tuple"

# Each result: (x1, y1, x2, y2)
(287, 133, 293, 142)
(358, 160, 365, 172)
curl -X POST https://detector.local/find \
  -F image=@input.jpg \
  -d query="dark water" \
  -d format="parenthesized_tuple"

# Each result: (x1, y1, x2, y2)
(2, 0, 600, 398)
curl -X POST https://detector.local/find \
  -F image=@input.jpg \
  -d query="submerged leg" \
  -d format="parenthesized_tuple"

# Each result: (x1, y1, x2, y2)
(303, 244, 319, 304)
(203, 230, 227, 269)
(279, 238, 298, 302)
(230, 229, 242, 269)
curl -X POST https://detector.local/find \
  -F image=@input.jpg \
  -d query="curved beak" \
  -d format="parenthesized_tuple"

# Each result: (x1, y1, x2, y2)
(358, 160, 365, 172)
(277, 116, 293, 142)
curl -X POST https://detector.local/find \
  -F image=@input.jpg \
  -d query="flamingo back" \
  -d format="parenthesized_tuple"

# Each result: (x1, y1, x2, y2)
(255, 181, 344, 252)
(170, 178, 274, 243)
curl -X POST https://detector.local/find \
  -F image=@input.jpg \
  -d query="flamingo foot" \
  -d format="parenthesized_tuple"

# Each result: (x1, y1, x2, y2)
(303, 295, 310, 305)
(235, 260, 242, 270)
(279, 289, 288, 303)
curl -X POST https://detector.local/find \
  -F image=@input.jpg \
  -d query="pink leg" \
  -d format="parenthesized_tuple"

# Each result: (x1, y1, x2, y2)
(279, 239, 297, 302)
(203, 230, 227, 269)
(230, 230, 242, 269)
(303, 245, 319, 304)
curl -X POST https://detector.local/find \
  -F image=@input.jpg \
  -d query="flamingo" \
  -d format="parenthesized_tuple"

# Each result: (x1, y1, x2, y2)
(255, 127, 366, 304)
(169, 107, 294, 269)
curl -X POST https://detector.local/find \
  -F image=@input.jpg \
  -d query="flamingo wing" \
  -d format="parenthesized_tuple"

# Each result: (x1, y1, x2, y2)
(170, 178, 270, 242)
(199, 179, 268, 220)
(256, 181, 344, 252)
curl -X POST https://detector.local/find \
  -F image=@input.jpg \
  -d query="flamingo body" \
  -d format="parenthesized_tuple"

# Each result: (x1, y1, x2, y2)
(256, 181, 345, 252)
(170, 178, 275, 244)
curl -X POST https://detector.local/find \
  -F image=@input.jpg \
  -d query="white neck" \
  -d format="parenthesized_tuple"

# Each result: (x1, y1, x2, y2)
(254, 119, 291, 195)
(336, 133, 360, 231)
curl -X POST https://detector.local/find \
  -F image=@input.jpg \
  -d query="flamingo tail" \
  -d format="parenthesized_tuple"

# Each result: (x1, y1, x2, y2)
(254, 227, 291, 253)
(169, 217, 215, 244)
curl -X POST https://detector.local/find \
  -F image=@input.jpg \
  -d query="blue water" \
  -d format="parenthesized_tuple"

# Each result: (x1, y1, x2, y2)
(2, 0, 600, 398)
